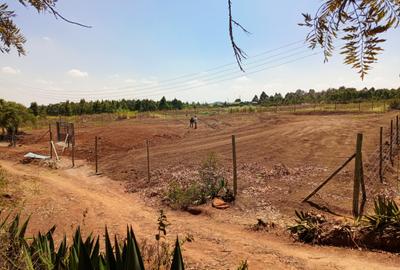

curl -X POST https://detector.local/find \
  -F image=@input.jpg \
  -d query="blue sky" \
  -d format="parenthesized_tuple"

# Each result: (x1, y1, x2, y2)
(1, 0, 399, 105)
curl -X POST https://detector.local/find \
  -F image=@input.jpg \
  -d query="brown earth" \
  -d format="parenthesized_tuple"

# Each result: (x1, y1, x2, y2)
(1, 111, 400, 269)
(0, 159, 399, 270)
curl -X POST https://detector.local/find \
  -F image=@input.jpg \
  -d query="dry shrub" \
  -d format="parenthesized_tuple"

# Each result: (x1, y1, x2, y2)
(140, 239, 172, 270)
(165, 153, 232, 210)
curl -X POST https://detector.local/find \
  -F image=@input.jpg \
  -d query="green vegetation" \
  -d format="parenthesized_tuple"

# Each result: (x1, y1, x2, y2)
(23, 86, 400, 118)
(0, 211, 185, 270)
(166, 153, 232, 210)
(289, 197, 400, 252)
(363, 196, 400, 232)
(0, 99, 35, 141)
(252, 87, 400, 106)
(34, 97, 184, 117)
(288, 211, 328, 244)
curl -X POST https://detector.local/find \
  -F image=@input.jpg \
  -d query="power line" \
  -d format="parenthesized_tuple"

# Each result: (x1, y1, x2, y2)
(9, 47, 317, 99)
(9, 41, 308, 96)
(114, 39, 305, 85)
(131, 52, 322, 99)
(11, 51, 321, 100)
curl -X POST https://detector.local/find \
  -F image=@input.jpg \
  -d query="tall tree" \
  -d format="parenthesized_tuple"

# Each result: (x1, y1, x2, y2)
(29, 102, 39, 116)
(158, 96, 168, 110)
(259, 91, 268, 102)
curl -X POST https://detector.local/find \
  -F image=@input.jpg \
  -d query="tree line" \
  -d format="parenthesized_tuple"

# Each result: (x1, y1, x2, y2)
(28, 96, 187, 116)
(251, 86, 400, 105)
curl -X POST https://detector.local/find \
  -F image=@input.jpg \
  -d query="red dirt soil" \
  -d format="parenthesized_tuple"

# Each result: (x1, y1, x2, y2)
(1, 111, 400, 269)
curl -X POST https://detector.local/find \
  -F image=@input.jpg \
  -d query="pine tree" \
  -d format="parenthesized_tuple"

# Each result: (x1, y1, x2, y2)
(252, 95, 259, 103)
(259, 91, 268, 103)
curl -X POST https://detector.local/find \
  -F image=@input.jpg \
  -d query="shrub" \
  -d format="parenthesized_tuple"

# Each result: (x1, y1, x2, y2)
(363, 196, 400, 231)
(389, 100, 400, 110)
(198, 152, 226, 199)
(165, 153, 231, 210)
(288, 211, 326, 244)
(166, 181, 205, 210)
(289, 197, 400, 252)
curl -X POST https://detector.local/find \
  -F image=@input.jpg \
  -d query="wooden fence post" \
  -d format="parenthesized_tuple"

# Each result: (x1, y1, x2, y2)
(359, 102, 361, 112)
(396, 115, 399, 145)
(353, 133, 363, 219)
(371, 101, 374, 111)
(380, 127, 383, 183)
(95, 136, 99, 174)
(383, 101, 386, 113)
(146, 140, 150, 182)
(232, 135, 238, 197)
(391, 120, 393, 165)
(49, 124, 53, 159)
(71, 124, 75, 167)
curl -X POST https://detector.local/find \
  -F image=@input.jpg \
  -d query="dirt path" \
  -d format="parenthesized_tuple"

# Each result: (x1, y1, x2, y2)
(1, 159, 399, 270)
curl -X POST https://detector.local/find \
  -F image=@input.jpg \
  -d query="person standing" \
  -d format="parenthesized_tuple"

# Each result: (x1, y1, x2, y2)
(189, 116, 194, 128)
(194, 115, 198, 129)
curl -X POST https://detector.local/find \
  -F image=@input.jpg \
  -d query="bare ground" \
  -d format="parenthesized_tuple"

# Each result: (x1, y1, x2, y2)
(0, 159, 399, 270)
(1, 111, 400, 269)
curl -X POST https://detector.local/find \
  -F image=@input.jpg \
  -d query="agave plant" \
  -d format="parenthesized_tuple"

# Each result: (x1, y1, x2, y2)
(288, 210, 326, 243)
(1, 211, 185, 270)
(363, 196, 400, 232)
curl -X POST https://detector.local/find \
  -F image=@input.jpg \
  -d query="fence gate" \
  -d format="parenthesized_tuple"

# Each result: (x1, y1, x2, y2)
(56, 121, 75, 145)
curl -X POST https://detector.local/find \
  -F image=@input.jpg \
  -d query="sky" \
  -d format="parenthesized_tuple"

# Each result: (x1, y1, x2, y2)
(0, 0, 399, 106)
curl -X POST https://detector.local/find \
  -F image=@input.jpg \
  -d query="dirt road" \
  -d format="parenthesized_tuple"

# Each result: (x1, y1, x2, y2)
(1, 159, 399, 270)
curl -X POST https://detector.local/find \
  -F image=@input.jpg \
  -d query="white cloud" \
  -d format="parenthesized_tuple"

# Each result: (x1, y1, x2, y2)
(1, 66, 20, 75)
(67, 69, 88, 78)
(35, 79, 53, 85)
(43, 37, 52, 41)
(124, 78, 136, 83)
(140, 78, 158, 85)
(234, 76, 250, 83)
(186, 79, 204, 87)
(108, 74, 120, 79)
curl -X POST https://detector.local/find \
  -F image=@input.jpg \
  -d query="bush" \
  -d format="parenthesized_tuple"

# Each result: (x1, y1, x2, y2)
(166, 181, 205, 210)
(289, 197, 400, 252)
(288, 211, 326, 244)
(165, 153, 231, 210)
(198, 153, 226, 199)
(389, 100, 400, 110)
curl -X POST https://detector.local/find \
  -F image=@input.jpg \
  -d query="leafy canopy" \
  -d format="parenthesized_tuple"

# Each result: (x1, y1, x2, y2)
(300, 0, 400, 79)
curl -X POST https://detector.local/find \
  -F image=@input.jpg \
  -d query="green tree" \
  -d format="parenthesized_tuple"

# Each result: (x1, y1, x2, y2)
(252, 95, 259, 103)
(259, 91, 268, 103)
(171, 98, 183, 110)
(0, 100, 34, 139)
(29, 102, 39, 116)
(158, 96, 169, 110)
